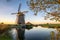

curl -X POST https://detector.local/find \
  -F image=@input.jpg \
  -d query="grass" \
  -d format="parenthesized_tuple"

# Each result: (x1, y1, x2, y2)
(0, 36, 11, 40)
(39, 24, 60, 28)
(0, 34, 12, 40)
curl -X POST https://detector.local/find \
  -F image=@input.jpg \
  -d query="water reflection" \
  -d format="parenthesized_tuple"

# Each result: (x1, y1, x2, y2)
(9, 26, 58, 40)
(9, 28, 18, 40)
(25, 26, 58, 40)
(10, 27, 26, 40)
(17, 27, 25, 40)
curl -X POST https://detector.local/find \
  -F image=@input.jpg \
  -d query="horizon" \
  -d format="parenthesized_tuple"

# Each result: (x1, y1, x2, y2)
(0, 21, 60, 24)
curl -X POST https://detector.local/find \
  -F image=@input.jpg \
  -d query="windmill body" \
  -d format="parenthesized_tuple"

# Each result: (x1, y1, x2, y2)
(16, 12, 25, 24)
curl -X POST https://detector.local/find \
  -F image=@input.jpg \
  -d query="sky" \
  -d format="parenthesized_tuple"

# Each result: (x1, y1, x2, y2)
(0, 0, 60, 24)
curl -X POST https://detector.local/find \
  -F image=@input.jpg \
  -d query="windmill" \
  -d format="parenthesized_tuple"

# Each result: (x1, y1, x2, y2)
(11, 3, 28, 25)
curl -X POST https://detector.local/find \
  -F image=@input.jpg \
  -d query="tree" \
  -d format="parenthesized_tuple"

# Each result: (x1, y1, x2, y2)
(45, 11, 60, 21)
(27, 0, 60, 21)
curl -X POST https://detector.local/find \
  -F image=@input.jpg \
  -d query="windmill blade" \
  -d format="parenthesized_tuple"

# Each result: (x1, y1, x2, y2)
(18, 3, 21, 12)
(11, 13, 17, 15)
(22, 11, 28, 13)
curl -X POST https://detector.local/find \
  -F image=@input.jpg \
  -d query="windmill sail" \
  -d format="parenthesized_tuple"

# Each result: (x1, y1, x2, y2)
(18, 3, 21, 12)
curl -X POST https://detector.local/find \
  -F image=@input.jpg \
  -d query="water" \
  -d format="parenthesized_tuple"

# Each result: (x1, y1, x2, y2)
(9, 28, 18, 40)
(25, 26, 57, 40)
(10, 26, 58, 40)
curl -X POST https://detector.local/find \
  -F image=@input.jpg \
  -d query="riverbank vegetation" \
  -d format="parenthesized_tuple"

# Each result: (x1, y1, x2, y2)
(0, 23, 60, 40)
(40, 24, 60, 28)
(0, 34, 12, 40)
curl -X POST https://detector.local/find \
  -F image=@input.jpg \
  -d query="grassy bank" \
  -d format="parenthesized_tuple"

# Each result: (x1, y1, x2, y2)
(40, 24, 60, 28)
(0, 34, 12, 40)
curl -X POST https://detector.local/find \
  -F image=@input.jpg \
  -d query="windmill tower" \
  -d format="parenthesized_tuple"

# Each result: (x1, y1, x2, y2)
(12, 3, 28, 25)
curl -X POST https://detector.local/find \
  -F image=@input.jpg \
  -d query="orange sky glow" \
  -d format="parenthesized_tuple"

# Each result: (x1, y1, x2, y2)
(0, 20, 60, 24)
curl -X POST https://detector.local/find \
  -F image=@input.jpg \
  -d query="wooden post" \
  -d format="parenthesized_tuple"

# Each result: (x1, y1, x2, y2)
(50, 31, 55, 40)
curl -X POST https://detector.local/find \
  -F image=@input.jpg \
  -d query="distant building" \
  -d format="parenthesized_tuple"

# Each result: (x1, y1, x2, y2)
(26, 22, 32, 25)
